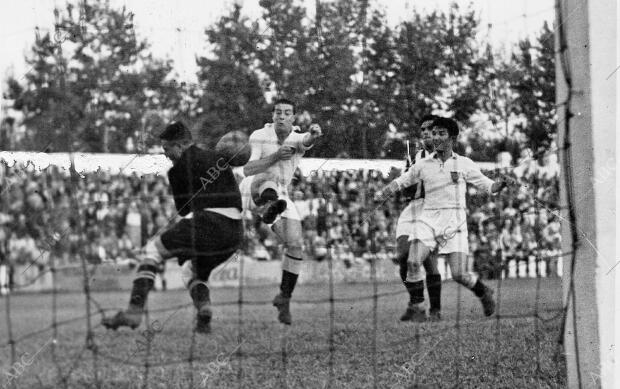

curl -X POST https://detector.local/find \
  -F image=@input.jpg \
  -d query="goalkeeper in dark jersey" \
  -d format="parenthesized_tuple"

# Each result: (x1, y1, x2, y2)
(102, 122, 246, 334)
(395, 115, 442, 322)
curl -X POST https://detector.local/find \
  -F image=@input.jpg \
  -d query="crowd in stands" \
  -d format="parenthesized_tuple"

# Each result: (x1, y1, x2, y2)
(0, 156, 562, 282)
(0, 163, 176, 269)
(279, 161, 562, 278)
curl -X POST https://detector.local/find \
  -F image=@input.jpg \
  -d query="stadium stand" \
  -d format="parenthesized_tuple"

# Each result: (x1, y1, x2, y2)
(0, 156, 561, 292)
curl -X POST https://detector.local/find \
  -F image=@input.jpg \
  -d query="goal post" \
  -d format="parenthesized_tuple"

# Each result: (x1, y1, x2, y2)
(556, 0, 617, 388)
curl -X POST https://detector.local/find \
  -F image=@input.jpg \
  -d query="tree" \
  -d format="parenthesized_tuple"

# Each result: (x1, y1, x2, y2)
(360, 3, 486, 157)
(510, 22, 556, 153)
(194, 3, 268, 149)
(254, 0, 365, 157)
(360, 8, 441, 150)
(351, 6, 394, 158)
(460, 48, 523, 160)
(437, 4, 489, 123)
(196, 1, 497, 159)
(305, 0, 370, 158)
(6, 1, 182, 153)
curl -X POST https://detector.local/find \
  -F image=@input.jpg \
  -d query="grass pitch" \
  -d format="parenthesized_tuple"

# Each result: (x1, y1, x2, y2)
(1, 277, 565, 388)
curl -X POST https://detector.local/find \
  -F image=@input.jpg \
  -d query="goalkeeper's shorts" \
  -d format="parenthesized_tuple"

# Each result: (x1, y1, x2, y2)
(160, 210, 243, 280)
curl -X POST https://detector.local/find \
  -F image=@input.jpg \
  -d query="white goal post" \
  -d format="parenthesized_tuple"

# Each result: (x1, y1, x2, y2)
(556, 0, 617, 388)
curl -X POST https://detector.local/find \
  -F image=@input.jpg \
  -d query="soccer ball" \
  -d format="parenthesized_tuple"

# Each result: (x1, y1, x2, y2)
(215, 131, 251, 167)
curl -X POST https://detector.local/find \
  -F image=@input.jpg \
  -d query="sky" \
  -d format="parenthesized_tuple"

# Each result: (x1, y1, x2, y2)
(0, 0, 554, 85)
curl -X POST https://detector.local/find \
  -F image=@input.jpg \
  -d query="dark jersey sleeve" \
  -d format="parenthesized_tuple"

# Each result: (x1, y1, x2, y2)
(401, 149, 425, 201)
(167, 167, 190, 215)
(167, 145, 242, 216)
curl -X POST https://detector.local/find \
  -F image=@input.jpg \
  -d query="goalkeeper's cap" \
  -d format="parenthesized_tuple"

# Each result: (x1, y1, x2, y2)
(159, 121, 192, 142)
(432, 117, 459, 137)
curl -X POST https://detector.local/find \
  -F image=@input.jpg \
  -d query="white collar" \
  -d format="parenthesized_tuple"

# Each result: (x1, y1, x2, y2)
(431, 151, 458, 161)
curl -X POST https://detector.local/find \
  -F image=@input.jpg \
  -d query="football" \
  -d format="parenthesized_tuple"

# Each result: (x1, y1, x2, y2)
(215, 131, 251, 167)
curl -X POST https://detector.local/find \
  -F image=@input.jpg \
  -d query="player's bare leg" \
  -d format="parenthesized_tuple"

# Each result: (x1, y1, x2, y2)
(271, 217, 303, 325)
(446, 252, 495, 316)
(102, 238, 169, 330)
(401, 239, 431, 322)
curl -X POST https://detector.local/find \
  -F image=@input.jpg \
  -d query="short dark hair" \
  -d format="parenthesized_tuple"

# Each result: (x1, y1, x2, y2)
(432, 117, 459, 137)
(272, 98, 296, 114)
(159, 121, 192, 142)
(419, 114, 437, 128)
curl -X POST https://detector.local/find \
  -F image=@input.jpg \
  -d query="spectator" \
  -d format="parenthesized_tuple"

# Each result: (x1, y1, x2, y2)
(0, 157, 562, 285)
(125, 201, 142, 248)
(118, 232, 135, 260)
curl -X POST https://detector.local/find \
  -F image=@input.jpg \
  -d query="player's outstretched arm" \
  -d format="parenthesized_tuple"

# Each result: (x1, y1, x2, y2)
(374, 180, 401, 203)
(464, 158, 514, 194)
(302, 124, 322, 148)
(490, 173, 517, 193)
(374, 165, 419, 202)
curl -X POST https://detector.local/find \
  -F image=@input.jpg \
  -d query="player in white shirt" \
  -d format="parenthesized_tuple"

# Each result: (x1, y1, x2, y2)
(376, 117, 511, 318)
(240, 98, 323, 325)
(395, 115, 443, 322)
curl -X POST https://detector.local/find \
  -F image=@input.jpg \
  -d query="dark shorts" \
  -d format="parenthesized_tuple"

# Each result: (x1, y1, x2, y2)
(160, 211, 243, 281)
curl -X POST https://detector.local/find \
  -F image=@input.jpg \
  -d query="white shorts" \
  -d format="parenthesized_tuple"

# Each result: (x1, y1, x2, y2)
(395, 200, 423, 238)
(411, 208, 469, 255)
(239, 176, 301, 222)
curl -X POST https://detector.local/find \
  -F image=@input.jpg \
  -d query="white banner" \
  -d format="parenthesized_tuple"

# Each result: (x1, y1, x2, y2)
(0, 152, 500, 177)
(8, 256, 561, 293)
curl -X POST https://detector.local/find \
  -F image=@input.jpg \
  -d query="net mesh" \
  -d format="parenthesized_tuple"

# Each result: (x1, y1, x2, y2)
(0, 150, 572, 388)
(0, 1, 582, 388)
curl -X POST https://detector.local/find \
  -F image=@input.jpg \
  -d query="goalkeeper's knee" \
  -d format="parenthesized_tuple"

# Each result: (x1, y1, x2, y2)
(181, 261, 194, 289)
(139, 237, 169, 267)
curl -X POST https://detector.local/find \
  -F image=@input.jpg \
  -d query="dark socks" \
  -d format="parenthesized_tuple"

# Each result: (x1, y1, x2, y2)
(426, 274, 442, 312)
(128, 264, 158, 311)
(472, 279, 488, 298)
(398, 255, 408, 283)
(128, 277, 154, 311)
(404, 280, 425, 304)
(189, 281, 210, 309)
(280, 270, 298, 299)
